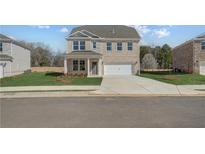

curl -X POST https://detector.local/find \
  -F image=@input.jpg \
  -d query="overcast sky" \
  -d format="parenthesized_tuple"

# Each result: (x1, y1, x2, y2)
(1, 25, 205, 53)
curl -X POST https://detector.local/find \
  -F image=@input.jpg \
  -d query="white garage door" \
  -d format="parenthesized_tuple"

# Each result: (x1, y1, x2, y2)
(0, 65, 4, 78)
(200, 61, 205, 75)
(104, 65, 132, 75)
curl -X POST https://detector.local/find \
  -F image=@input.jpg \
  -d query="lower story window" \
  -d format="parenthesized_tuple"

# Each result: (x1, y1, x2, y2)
(73, 60, 78, 71)
(0, 42, 2, 52)
(80, 60, 85, 71)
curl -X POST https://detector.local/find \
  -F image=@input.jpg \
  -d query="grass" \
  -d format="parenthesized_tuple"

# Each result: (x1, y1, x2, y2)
(139, 71, 205, 85)
(0, 72, 102, 87)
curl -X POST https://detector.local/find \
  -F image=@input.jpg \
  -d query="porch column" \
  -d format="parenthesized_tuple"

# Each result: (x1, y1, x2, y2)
(98, 58, 102, 76)
(64, 57, 68, 74)
(87, 58, 90, 76)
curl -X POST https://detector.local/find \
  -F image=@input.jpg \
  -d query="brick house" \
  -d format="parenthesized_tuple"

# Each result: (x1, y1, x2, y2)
(64, 25, 140, 76)
(172, 33, 205, 75)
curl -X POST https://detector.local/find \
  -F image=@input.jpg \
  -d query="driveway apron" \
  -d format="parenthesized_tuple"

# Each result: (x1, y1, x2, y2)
(96, 75, 180, 95)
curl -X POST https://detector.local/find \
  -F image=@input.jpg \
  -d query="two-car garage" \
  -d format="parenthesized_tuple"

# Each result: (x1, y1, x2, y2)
(104, 64, 132, 75)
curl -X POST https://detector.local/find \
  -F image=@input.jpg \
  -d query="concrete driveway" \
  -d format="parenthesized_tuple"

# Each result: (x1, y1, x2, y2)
(95, 75, 205, 95)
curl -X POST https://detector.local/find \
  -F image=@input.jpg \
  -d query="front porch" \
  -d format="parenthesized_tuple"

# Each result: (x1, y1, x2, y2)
(64, 51, 102, 77)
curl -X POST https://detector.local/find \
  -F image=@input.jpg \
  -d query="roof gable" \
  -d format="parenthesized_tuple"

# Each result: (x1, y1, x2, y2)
(69, 31, 90, 38)
(0, 33, 32, 50)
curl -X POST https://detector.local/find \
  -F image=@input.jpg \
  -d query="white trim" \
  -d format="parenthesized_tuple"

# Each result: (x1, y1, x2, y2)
(80, 29, 101, 38)
(127, 41, 133, 51)
(92, 41, 97, 50)
(106, 42, 112, 51)
(79, 59, 86, 71)
(69, 31, 92, 38)
(72, 59, 78, 71)
(98, 58, 102, 76)
(117, 42, 123, 51)
(72, 40, 86, 51)
(64, 58, 67, 74)
(201, 41, 205, 50)
(87, 58, 90, 76)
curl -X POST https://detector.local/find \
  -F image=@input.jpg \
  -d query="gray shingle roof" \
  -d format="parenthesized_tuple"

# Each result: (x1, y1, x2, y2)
(70, 25, 140, 39)
(0, 33, 32, 50)
(173, 32, 205, 50)
(0, 34, 13, 41)
(196, 32, 205, 38)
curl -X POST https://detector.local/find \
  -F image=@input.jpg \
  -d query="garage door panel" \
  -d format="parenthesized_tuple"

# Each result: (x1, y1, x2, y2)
(104, 65, 132, 75)
(200, 61, 205, 75)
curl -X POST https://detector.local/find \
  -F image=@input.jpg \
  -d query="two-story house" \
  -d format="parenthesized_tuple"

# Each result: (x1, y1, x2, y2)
(172, 33, 205, 75)
(64, 25, 140, 76)
(0, 34, 31, 78)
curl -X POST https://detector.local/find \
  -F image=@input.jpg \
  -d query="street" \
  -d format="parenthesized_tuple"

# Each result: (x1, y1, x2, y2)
(1, 96, 205, 128)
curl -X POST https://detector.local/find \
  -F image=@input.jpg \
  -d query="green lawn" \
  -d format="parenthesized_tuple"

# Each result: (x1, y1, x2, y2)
(139, 71, 205, 85)
(0, 72, 102, 87)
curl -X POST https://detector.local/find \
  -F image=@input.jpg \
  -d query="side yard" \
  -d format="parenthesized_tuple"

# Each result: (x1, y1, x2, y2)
(139, 71, 205, 85)
(0, 72, 102, 87)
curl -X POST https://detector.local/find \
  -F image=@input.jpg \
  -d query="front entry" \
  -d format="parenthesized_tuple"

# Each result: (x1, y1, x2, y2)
(91, 62, 98, 75)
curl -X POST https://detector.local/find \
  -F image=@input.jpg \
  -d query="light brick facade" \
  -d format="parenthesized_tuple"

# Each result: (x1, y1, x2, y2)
(172, 34, 205, 74)
(64, 26, 140, 76)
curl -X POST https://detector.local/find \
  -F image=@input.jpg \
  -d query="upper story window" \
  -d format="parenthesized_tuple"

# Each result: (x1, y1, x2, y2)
(0, 42, 2, 52)
(117, 42, 122, 51)
(80, 41, 85, 50)
(128, 42, 133, 51)
(93, 41, 96, 49)
(107, 42, 112, 51)
(73, 41, 85, 51)
(202, 41, 205, 50)
(73, 41, 79, 50)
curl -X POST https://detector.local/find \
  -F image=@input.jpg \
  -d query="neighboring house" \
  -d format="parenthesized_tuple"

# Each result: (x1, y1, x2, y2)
(172, 33, 205, 75)
(64, 25, 140, 76)
(0, 34, 31, 78)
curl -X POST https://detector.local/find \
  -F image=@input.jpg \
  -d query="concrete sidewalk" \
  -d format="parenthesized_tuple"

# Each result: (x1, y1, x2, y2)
(0, 85, 100, 92)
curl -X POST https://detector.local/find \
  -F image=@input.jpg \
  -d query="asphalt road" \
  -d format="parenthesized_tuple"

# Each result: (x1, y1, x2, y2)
(1, 96, 205, 128)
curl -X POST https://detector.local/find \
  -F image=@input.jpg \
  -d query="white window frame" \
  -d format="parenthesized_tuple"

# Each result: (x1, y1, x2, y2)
(127, 42, 133, 51)
(93, 41, 97, 49)
(80, 41, 85, 50)
(0, 42, 2, 52)
(79, 60, 85, 71)
(72, 60, 78, 71)
(117, 42, 122, 51)
(73, 41, 86, 51)
(73, 41, 79, 51)
(202, 41, 205, 50)
(107, 42, 112, 51)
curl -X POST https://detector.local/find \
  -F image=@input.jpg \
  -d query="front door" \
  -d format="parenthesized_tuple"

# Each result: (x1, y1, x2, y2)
(91, 62, 98, 75)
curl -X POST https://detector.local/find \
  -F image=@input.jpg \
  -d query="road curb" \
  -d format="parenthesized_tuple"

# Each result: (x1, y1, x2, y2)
(1, 91, 205, 99)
